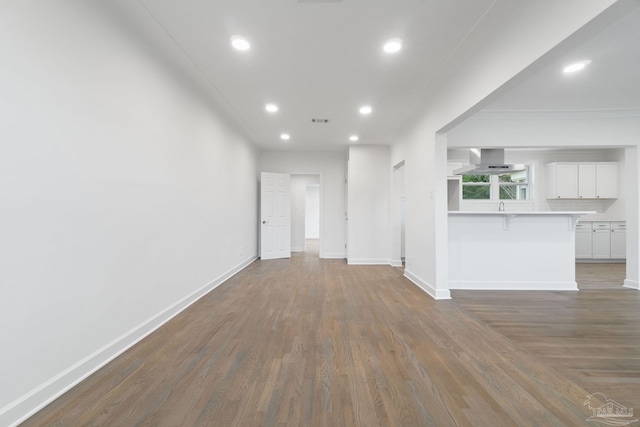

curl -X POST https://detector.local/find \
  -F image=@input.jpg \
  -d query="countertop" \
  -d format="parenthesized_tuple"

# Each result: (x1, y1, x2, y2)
(448, 211, 597, 216)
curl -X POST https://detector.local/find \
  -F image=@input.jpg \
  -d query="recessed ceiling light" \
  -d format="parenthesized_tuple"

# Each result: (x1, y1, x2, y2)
(563, 59, 591, 74)
(349, 135, 359, 142)
(383, 38, 403, 54)
(280, 133, 290, 141)
(265, 103, 278, 113)
(359, 105, 372, 115)
(231, 36, 250, 51)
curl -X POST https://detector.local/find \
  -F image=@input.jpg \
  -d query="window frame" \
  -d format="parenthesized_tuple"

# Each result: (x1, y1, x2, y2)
(461, 166, 530, 202)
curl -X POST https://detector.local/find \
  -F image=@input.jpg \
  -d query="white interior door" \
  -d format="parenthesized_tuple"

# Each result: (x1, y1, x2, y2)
(260, 172, 291, 260)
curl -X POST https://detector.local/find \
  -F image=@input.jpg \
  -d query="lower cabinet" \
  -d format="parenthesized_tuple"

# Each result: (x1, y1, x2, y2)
(611, 222, 627, 259)
(576, 221, 626, 260)
(592, 222, 611, 259)
(575, 223, 592, 258)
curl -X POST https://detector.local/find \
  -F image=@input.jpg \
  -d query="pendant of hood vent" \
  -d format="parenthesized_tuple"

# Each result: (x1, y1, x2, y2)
(312, 119, 329, 123)
(454, 149, 526, 176)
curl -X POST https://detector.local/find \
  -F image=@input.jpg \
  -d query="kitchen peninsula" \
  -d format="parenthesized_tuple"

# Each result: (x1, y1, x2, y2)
(448, 211, 595, 290)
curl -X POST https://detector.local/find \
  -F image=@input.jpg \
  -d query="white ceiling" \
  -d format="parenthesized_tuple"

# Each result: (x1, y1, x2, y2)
(136, 0, 639, 151)
(482, 5, 640, 114)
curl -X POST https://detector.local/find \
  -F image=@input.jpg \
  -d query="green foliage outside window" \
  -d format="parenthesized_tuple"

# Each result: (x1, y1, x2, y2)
(462, 175, 490, 199)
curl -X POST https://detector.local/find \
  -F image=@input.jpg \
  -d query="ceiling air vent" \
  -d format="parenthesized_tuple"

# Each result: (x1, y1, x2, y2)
(311, 119, 329, 123)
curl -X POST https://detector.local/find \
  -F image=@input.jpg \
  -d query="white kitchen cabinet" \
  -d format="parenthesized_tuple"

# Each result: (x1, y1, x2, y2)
(578, 164, 596, 198)
(546, 162, 618, 199)
(576, 221, 626, 261)
(575, 222, 593, 259)
(595, 163, 618, 199)
(546, 163, 578, 199)
(611, 221, 626, 259)
(592, 221, 611, 259)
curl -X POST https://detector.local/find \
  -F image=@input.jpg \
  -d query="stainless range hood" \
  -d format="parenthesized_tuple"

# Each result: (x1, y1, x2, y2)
(453, 148, 525, 176)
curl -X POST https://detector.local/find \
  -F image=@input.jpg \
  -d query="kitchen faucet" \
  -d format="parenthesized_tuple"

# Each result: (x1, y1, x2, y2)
(498, 201, 505, 211)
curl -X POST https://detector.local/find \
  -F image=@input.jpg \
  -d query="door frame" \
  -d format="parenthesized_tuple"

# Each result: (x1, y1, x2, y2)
(290, 172, 323, 257)
(391, 161, 405, 267)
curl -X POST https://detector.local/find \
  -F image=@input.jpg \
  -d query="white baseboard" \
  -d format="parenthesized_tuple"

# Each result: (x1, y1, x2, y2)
(347, 258, 390, 265)
(0, 255, 258, 427)
(448, 280, 579, 291)
(321, 252, 346, 259)
(623, 279, 640, 290)
(390, 259, 403, 267)
(404, 270, 451, 300)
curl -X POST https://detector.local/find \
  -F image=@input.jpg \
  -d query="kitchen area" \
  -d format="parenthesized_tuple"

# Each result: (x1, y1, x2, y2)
(446, 147, 628, 291)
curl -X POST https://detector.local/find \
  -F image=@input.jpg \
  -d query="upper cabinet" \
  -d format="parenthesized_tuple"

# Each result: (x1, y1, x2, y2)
(594, 163, 618, 199)
(546, 162, 618, 199)
(547, 163, 579, 198)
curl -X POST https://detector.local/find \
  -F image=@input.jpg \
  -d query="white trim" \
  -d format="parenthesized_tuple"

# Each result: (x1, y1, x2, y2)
(448, 280, 578, 291)
(473, 109, 640, 120)
(623, 279, 640, 290)
(0, 255, 258, 427)
(404, 270, 452, 300)
(321, 252, 346, 259)
(390, 259, 403, 267)
(347, 258, 390, 265)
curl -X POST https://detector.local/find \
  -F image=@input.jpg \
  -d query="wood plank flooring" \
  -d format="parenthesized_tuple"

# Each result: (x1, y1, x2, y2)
(23, 256, 637, 426)
(576, 262, 626, 289)
(454, 264, 640, 416)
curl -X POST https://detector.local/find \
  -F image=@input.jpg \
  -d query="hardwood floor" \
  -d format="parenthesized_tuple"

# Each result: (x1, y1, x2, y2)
(23, 257, 638, 426)
(576, 262, 626, 289)
(454, 263, 640, 411)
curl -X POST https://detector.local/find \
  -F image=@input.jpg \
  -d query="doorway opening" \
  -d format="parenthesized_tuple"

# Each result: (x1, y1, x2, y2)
(290, 174, 321, 257)
(392, 161, 406, 267)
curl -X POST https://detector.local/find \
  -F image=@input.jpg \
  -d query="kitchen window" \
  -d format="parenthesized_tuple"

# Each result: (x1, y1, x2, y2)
(499, 169, 529, 200)
(462, 175, 491, 200)
(462, 167, 529, 201)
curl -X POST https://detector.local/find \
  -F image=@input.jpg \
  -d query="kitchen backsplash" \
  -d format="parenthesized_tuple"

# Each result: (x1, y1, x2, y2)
(460, 201, 535, 212)
(546, 199, 613, 220)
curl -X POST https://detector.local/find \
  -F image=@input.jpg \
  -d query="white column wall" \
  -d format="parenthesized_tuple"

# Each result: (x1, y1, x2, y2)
(347, 145, 391, 265)
(625, 146, 640, 289)
(0, 2, 258, 425)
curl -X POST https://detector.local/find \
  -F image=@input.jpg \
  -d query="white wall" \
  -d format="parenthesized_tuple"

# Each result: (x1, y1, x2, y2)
(625, 146, 640, 290)
(347, 145, 391, 264)
(0, 2, 258, 425)
(306, 184, 320, 239)
(259, 151, 347, 258)
(290, 175, 319, 251)
(391, 1, 619, 300)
